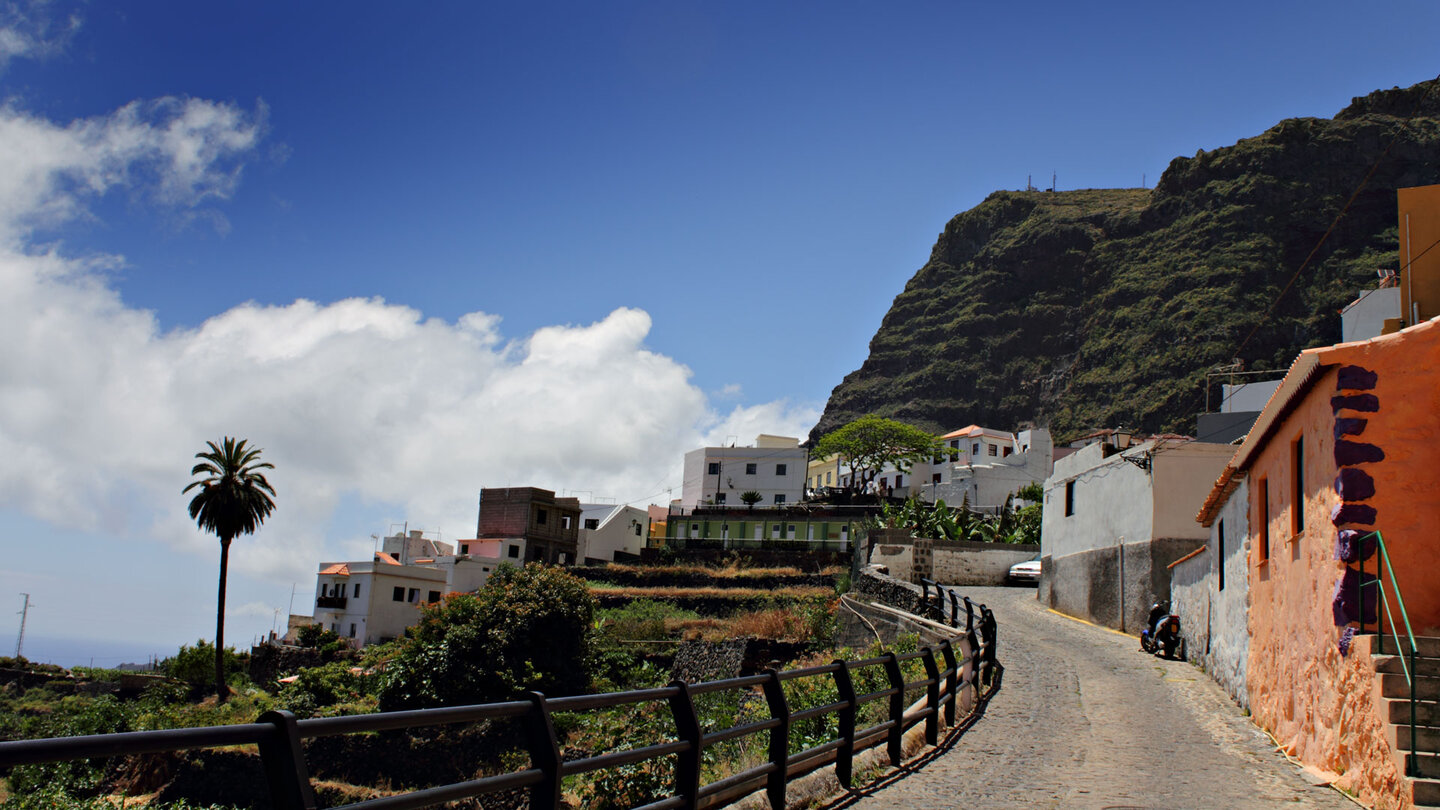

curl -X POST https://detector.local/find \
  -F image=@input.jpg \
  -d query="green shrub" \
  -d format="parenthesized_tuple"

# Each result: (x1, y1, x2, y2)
(161, 641, 245, 696)
(376, 563, 597, 711)
(276, 660, 376, 718)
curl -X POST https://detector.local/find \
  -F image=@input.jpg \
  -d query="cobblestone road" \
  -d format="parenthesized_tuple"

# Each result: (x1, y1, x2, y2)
(824, 586, 1355, 810)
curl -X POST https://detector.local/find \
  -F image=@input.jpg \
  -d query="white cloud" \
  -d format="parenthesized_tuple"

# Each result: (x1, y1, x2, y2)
(0, 0, 79, 70)
(0, 91, 819, 591)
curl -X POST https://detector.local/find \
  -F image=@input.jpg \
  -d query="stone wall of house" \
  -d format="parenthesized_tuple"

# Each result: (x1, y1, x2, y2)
(248, 644, 326, 690)
(1041, 536, 1203, 634)
(870, 543, 917, 582)
(1175, 477, 1250, 709)
(931, 540, 1040, 585)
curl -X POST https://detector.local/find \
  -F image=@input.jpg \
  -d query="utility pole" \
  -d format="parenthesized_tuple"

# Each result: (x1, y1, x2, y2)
(15, 593, 31, 659)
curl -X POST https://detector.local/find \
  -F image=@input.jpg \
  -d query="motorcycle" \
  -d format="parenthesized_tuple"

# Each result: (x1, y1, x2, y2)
(1139, 600, 1186, 660)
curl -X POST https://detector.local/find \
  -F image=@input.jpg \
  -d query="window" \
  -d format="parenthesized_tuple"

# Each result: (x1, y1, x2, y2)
(825, 472, 832, 485)
(1258, 478, 1270, 562)
(776, 464, 787, 475)
(460, 543, 469, 555)
(392, 586, 405, 602)
(1217, 519, 1226, 592)
(949, 439, 960, 462)
(880, 477, 888, 489)
(428, 590, 441, 603)
(634, 523, 642, 536)
(988, 445, 998, 457)
(354, 583, 361, 598)
(536, 509, 547, 525)
(933, 473, 942, 484)
(483, 566, 491, 572)
(708, 462, 721, 475)
(562, 515, 572, 530)
(1292, 436, 1305, 536)
(715, 492, 726, 504)
(972, 442, 981, 455)
(1003, 446, 1013, 457)
(349, 623, 356, 638)
(1064, 481, 1075, 516)
(894, 474, 903, 487)
(508, 544, 520, 558)
(584, 518, 599, 530)
(773, 494, 786, 504)
(745, 463, 757, 475)
(408, 588, 419, 603)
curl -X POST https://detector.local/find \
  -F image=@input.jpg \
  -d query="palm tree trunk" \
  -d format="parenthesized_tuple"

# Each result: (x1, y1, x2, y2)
(216, 536, 231, 703)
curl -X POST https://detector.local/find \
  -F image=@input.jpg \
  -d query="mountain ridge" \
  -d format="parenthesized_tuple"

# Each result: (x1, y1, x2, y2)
(811, 78, 1440, 443)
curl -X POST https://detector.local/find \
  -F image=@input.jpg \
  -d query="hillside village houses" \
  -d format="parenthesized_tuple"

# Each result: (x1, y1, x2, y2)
(806, 425, 1057, 508)
(307, 487, 654, 648)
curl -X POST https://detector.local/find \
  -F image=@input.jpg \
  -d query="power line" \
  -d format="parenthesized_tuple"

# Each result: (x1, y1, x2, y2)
(1231, 74, 1439, 363)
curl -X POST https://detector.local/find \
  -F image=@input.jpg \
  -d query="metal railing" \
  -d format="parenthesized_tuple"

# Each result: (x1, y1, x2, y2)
(1356, 530, 1424, 777)
(0, 600, 999, 810)
(920, 578, 997, 686)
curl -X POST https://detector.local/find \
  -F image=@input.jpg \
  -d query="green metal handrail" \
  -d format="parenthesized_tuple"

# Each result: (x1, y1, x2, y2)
(1357, 531, 1422, 777)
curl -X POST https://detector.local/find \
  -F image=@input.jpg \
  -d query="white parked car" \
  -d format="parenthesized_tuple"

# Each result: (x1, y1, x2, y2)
(1007, 554, 1041, 585)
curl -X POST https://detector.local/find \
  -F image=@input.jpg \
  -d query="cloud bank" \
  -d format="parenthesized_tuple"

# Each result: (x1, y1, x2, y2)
(0, 92, 819, 586)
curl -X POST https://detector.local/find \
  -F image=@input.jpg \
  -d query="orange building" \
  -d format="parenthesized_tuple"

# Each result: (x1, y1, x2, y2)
(1197, 317, 1440, 808)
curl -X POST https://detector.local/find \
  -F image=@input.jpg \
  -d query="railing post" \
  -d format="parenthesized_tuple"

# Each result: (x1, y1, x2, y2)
(667, 681, 702, 809)
(1376, 535, 1386, 655)
(761, 669, 791, 810)
(963, 596, 975, 633)
(882, 652, 904, 765)
(921, 647, 940, 746)
(832, 659, 858, 788)
(1358, 551, 1367, 640)
(1409, 643, 1419, 777)
(948, 590, 960, 627)
(522, 692, 563, 810)
(255, 710, 317, 810)
(980, 607, 998, 688)
(938, 639, 958, 727)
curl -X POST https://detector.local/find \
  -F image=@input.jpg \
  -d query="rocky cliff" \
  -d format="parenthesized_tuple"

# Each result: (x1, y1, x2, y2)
(813, 79, 1440, 441)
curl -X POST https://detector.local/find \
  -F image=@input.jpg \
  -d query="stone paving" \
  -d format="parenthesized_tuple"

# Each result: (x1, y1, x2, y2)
(823, 586, 1356, 810)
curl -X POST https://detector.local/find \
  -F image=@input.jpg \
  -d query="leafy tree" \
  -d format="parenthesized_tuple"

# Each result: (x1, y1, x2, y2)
(184, 437, 276, 702)
(811, 415, 942, 495)
(163, 640, 245, 697)
(377, 563, 597, 711)
(739, 490, 763, 509)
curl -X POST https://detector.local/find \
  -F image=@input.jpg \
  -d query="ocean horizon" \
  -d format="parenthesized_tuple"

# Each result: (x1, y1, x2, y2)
(14, 635, 181, 670)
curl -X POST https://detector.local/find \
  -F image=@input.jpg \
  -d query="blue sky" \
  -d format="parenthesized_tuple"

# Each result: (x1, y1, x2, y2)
(3, 1, 1438, 664)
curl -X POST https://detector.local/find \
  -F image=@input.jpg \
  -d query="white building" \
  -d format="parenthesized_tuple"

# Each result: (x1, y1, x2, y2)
(312, 554, 449, 646)
(1172, 476, 1251, 708)
(680, 434, 807, 508)
(927, 427, 1053, 507)
(1039, 435, 1234, 633)
(310, 530, 505, 648)
(577, 503, 650, 563)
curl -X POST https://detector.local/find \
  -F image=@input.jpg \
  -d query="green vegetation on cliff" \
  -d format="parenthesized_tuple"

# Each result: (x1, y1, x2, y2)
(814, 79, 1440, 440)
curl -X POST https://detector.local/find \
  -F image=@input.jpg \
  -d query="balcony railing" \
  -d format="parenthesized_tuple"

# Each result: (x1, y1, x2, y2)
(314, 595, 347, 610)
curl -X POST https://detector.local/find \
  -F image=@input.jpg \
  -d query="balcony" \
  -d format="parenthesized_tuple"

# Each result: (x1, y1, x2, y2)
(315, 595, 347, 610)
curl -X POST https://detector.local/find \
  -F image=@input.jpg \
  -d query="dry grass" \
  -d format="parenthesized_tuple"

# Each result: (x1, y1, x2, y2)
(587, 584, 833, 599)
(601, 562, 842, 579)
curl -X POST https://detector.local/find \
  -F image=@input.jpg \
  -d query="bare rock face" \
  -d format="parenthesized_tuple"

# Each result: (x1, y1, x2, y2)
(813, 79, 1440, 442)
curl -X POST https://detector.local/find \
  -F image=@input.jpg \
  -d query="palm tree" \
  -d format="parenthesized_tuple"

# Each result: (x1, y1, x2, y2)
(184, 437, 276, 702)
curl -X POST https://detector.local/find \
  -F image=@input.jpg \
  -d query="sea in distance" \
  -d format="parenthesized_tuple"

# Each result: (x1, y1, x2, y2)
(16, 635, 174, 670)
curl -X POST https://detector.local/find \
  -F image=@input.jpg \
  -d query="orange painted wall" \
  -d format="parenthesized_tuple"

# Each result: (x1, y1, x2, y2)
(1326, 318, 1440, 633)
(1246, 317, 1440, 808)
(1398, 185, 1440, 325)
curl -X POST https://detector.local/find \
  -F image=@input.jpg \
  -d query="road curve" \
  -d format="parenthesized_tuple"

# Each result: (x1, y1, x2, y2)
(823, 585, 1354, 810)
